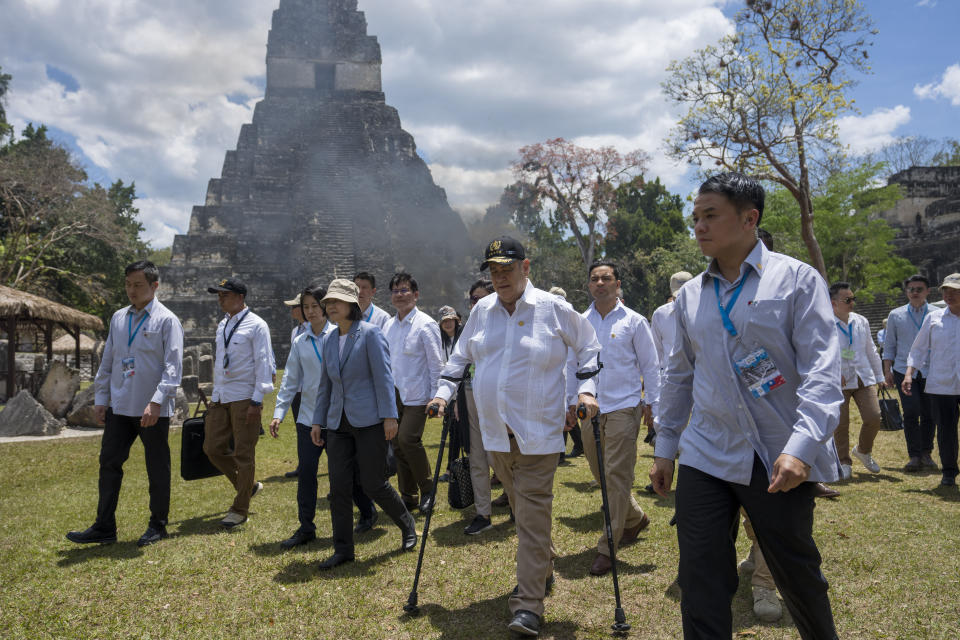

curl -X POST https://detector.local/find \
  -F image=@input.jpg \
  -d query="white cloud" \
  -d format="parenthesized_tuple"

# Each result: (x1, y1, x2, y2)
(914, 63, 960, 106)
(836, 105, 912, 155)
(1, 0, 732, 245)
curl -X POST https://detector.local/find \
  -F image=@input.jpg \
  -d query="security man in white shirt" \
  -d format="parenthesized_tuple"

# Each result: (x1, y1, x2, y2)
(580, 261, 660, 577)
(66, 260, 184, 547)
(429, 236, 601, 638)
(830, 282, 886, 479)
(205, 278, 274, 528)
(283, 292, 308, 478)
(383, 272, 444, 513)
(354, 271, 392, 329)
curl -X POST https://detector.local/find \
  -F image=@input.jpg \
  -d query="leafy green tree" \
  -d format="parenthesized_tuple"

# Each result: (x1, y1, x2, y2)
(931, 138, 960, 167)
(761, 162, 914, 300)
(0, 66, 11, 140)
(663, 0, 875, 278)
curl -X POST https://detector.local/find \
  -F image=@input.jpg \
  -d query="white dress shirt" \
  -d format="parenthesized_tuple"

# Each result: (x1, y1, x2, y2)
(884, 303, 931, 376)
(212, 307, 274, 403)
(907, 307, 960, 395)
(437, 281, 601, 455)
(655, 241, 843, 485)
(94, 297, 184, 417)
(650, 300, 677, 372)
(362, 303, 391, 330)
(584, 300, 660, 414)
(835, 312, 884, 390)
(274, 321, 335, 424)
(289, 322, 308, 392)
(383, 306, 443, 405)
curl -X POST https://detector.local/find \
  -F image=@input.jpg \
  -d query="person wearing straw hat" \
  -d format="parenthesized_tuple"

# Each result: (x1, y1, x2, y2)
(311, 279, 418, 569)
(904, 273, 960, 488)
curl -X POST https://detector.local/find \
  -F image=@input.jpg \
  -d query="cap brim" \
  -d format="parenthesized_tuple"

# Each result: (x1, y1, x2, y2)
(480, 256, 518, 271)
(208, 286, 228, 294)
(283, 299, 300, 306)
(320, 292, 359, 305)
(940, 283, 960, 290)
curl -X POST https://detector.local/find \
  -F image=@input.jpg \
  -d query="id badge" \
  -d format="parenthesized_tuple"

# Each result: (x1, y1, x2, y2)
(840, 348, 856, 360)
(734, 348, 786, 399)
(121, 356, 135, 379)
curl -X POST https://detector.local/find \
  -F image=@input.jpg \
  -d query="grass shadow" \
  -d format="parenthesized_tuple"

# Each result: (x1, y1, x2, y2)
(56, 541, 142, 567)
(170, 512, 240, 537)
(557, 511, 603, 534)
(553, 546, 656, 581)
(561, 480, 598, 493)
(902, 486, 960, 502)
(274, 548, 409, 583)
(408, 595, 582, 640)
(259, 473, 299, 484)
(248, 535, 334, 558)
(846, 472, 902, 484)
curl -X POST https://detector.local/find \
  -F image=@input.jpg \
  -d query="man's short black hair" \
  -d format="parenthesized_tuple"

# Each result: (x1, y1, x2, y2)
(698, 172, 765, 226)
(588, 261, 620, 281)
(469, 279, 494, 295)
(389, 272, 418, 293)
(757, 228, 774, 251)
(904, 274, 930, 289)
(301, 285, 327, 319)
(829, 281, 852, 298)
(354, 272, 376, 289)
(125, 260, 160, 284)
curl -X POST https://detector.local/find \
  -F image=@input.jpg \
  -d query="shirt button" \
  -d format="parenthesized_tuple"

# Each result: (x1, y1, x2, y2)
(518, 321, 524, 326)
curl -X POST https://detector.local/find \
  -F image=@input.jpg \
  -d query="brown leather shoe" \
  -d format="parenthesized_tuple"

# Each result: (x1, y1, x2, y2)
(492, 492, 510, 508)
(620, 513, 650, 546)
(813, 482, 840, 499)
(590, 553, 612, 576)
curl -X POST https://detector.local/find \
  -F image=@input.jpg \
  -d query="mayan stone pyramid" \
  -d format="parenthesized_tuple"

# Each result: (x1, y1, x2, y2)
(160, 0, 474, 355)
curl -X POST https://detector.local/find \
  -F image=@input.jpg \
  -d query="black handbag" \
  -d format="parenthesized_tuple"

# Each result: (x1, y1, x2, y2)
(878, 386, 903, 432)
(447, 456, 474, 509)
(179, 389, 224, 480)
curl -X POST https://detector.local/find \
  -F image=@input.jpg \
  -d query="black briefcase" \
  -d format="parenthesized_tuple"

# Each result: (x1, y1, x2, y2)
(180, 414, 223, 480)
(878, 387, 903, 432)
(447, 456, 474, 509)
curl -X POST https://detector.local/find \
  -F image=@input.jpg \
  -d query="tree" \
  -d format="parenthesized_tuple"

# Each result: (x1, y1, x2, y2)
(514, 138, 648, 270)
(0, 65, 11, 140)
(760, 162, 914, 300)
(931, 138, 960, 167)
(663, 0, 875, 278)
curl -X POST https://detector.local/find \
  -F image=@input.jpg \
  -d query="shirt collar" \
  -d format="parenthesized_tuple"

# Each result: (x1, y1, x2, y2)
(399, 306, 419, 325)
(705, 239, 766, 286)
(306, 321, 328, 338)
(128, 297, 156, 317)
(587, 298, 624, 319)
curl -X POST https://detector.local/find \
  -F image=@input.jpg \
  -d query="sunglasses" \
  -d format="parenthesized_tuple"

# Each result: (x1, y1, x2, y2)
(841, 296, 856, 304)
(390, 288, 412, 296)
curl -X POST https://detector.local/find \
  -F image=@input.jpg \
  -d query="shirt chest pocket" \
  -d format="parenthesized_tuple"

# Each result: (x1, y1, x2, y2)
(402, 332, 421, 356)
(744, 300, 790, 347)
(138, 327, 163, 354)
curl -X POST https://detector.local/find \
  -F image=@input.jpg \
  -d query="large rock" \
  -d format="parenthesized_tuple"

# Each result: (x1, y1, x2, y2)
(172, 388, 190, 425)
(199, 343, 212, 357)
(182, 354, 196, 377)
(198, 355, 214, 382)
(0, 390, 63, 436)
(199, 382, 213, 400)
(180, 375, 200, 402)
(38, 361, 80, 418)
(66, 385, 102, 428)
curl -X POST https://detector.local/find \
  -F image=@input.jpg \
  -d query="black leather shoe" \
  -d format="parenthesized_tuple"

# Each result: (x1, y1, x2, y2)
(66, 526, 117, 545)
(280, 529, 316, 549)
(419, 492, 434, 514)
(400, 515, 418, 551)
(284, 469, 299, 478)
(136, 526, 168, 547)
(317, 552, 354, 570)
(567, 446, 584, 458)
(354, 510, 379, 534)
(507, 609, 541, 636)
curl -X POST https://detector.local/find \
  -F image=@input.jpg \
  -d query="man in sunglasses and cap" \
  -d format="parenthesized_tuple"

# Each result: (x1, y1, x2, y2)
(205, 278, 274, 528)
(428, 236, 601, 637)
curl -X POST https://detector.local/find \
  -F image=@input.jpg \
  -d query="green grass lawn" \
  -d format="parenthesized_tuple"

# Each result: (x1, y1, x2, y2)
(1, 388, 958, 639)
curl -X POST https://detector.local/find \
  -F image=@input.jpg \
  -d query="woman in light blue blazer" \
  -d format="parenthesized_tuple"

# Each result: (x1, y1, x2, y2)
(311, 279, 417, 570)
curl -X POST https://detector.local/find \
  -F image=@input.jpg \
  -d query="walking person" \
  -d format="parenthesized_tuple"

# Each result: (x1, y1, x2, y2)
(311, 279, 418, 569)
(429, 236, 601, 637)
(204, 278, 274, 528)
(66, 261, 183, 547)
(904, 273, 960, 488)
(354, 271, 391, 329)
(383, 273, 444, 513)
(649, 173, 842, 640)
(884, 275, 939, 471)
(283, 292, 308, 478)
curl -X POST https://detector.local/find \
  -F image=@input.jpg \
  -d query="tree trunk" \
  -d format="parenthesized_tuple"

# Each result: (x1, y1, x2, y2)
(798, 191, 828, 278)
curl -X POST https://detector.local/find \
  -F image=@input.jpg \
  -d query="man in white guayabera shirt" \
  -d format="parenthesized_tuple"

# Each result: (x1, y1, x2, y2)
(429, 236, 601, 638)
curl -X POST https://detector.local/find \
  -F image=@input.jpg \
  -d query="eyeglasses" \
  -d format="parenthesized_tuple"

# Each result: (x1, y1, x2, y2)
(841, 296, 856, 304)
(906, 287, 927, 293)
(390, 288, 412, 296)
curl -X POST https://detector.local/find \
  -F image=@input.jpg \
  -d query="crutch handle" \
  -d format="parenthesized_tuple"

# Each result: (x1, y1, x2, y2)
(576, 403, 587, 420)
(427, 403, 440, 418)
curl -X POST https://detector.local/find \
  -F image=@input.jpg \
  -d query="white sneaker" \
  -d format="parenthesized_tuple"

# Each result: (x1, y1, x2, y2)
(251, 481, 264, 498)
(852, 446, 880, 473)
(752, 586, 783, 622)
(840, 463, 852, 480)
(221, 510, 247, 528)
(738, 554, 755, 573)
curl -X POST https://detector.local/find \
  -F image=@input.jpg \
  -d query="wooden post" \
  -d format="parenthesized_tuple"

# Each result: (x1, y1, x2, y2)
(45, 320, 54, 361)
(75, 327, 81, 369)
(6, 316, 17, 399)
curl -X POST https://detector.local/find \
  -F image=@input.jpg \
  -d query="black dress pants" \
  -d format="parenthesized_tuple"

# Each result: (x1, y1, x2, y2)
(95, 409, 170, 532)
(326, 417, 412, 556)
(675, 456, 837, 640)
(929, 394, 960, 479)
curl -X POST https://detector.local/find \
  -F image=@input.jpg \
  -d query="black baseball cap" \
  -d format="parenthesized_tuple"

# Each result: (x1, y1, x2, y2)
(207, 278, 248, 295)
(480, 236, 526, 271)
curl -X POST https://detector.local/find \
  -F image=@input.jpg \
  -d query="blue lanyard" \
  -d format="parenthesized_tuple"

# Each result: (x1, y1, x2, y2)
(909, 304, 927, 331)
(308, 335, 323, 365)
(222, 310, 250, 366)
(836, 321, 853, 347)
(127, 310, 149, 347)
(714, 274, 749, 337)
(365, 306, 374, 322)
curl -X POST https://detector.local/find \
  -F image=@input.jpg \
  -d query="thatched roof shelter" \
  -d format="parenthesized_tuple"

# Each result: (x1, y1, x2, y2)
(51, 333, 97, 354)
(0, 285, 104, 399)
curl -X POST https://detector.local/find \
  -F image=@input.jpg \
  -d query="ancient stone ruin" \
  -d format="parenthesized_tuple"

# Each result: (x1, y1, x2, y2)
(160, 0, 474, 359)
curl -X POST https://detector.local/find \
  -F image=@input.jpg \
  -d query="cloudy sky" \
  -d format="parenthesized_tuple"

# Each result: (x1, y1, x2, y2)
(2, 0, 959, 246)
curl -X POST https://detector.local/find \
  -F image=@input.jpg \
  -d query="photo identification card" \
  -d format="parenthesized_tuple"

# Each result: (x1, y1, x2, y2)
(121, 356, 136, 378)
(734, 348, 786, 399)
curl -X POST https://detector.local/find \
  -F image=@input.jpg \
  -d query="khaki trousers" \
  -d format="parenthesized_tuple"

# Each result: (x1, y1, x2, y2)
(489, 438, 559, 618)
(581, 405, 647, 556)
(203, 399, 261, 516)
(835, 380, 882, 465)
(742, 510, 776, 590)
(465, 387, 492, 517)
(394, 400, 432, 502)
